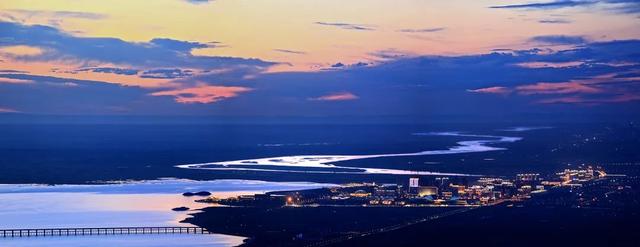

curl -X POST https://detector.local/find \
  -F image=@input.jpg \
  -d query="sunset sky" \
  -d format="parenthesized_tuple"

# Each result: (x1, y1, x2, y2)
(1, 0, 639, 117)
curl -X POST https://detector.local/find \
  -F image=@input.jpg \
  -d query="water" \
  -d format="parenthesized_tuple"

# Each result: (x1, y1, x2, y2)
(177, 132, 522, 176)
(0, 123, 533, 183)
(1, 123, 637, 181)
(0, 179, 333, 246)
(2, 234, 244, 247)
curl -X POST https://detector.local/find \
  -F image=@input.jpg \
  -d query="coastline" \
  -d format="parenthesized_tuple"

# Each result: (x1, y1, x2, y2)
(0, 179, 333, 247)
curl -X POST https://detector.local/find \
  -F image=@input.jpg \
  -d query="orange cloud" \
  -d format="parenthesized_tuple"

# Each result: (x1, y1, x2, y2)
(0, 77, 34, 84)
(150, 85, 252, 104)
(0, 45, 44, 56)
(309, 92, 359, 101)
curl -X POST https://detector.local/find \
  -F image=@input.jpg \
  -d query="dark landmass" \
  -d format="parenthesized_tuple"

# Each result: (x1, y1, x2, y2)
(183, 206, 457, 247)
(185, 175, 640, 247)
(332, 176, 640, 247)
(331, 204, 640, 247)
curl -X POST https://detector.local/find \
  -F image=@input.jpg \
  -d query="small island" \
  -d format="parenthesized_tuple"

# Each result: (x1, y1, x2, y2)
(171, 206, 190, 211)
(182, 191, 212, 197)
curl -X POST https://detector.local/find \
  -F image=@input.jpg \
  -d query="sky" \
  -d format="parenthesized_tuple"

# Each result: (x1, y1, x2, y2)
(1, 0, 640, 119)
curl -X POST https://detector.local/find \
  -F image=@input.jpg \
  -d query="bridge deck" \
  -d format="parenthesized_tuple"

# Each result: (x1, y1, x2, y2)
(1, 227, 210, 238)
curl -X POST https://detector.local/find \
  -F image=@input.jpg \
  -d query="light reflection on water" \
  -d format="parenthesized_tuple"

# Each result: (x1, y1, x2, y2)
(1, 234, 245, 247)
(0, 179, 333, 247)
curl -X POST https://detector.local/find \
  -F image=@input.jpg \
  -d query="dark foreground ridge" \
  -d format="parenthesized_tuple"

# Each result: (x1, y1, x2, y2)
(183, 206, 461, 246)
(184, 166, 640, 247)
(330, 175, 640, 247)
(332, 206, 640, 247)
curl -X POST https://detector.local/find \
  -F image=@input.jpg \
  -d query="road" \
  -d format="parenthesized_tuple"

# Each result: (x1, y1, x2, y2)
(304, 206, 479, 247)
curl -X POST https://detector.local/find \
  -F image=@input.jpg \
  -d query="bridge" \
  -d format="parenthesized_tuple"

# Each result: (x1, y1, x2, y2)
(1, 226, 210, 238)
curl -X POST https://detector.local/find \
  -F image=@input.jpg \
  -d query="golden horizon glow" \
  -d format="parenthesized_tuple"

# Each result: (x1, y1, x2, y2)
(2, 0, 640, 109)
(3, 0, 639, 73)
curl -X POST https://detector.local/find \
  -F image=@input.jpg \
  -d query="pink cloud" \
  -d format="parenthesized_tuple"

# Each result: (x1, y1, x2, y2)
(309, 92, 359, 101)
(610, 94, 640, 103)
(470, 73, 640, 105)
(150, 85, 252, 104)
(538, 94, 640, 105)
(537, 96, 587, 104)
(467, 72, 640, 105)
(0, 107, 19, 113)
(516, 82, 602, 95)
(467, 86, 511, 95)
(0, 77, 34, 84)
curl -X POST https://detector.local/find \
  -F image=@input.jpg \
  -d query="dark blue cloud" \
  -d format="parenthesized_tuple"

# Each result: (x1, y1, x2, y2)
(352, 62, 369, 67)
(605, 0, 640, 13)
(140, 69, 194, 79)
(149, 38, 212, 52)
(538, 19, 572, 23)
(314, 22, 374, 31)
(2, 39, 639, 117)
(557, 40, 640, 62)
(184, 0, 213, 4)
(325, 62, 369, 70)
(529, 35, 587, 45)
(490, 0, 640, 13)
(331, 62, 345, 68)
(0, 73, 148, 114)
(0, 21, 275, 70)
(273, 49, 306, 55)
(397, 28, 445, 33)
(179, 39, 640, 117)
(614, 72, 640, 78)
(76, 67, 140, 75)
(368, 49, 412, 60)
(490, 1, 595, 9)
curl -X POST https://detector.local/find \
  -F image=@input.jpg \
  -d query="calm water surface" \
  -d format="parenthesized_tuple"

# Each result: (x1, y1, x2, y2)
(0, 179, 333, 246)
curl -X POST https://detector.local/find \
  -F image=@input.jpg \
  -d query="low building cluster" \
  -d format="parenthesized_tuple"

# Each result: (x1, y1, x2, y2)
(199, 164, 606, 208)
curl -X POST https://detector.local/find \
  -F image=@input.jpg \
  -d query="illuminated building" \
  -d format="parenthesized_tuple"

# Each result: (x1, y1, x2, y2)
(381, 199, 394, 205)
(518, 185, 532, 194)
(408, 177, 420, 194)
(516, 173, 539, 186)
(374, 184, 400, 197)
(449, 184, 466, 194)
(350, 190, 371, 198)
(435, 177, 450, 187)
(417, 186, 438, 197)
(442, 191, 453, 200)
